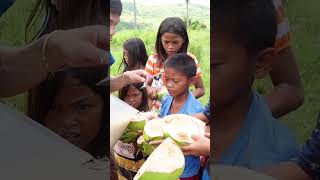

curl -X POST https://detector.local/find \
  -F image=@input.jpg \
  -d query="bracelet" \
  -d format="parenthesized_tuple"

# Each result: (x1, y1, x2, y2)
(42, 30, 60, 73)
(122, 72, 128, 85)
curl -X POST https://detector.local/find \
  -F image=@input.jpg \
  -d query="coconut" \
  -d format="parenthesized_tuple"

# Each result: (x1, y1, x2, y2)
(137, 135, 155, 156)
(163, 114, 206, 146)
(120, 112, 158, 143)
(143, 118, 167, 142)
(133, 138, 185, 180)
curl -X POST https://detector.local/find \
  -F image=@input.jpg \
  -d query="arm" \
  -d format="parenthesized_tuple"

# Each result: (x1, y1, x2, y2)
(0, 25, 109, 97)
(258, 162, 311, 180)
(193, 113, 209, 123)
(0, 35, 49, 97)
(110, 73, 127, 92)
(266, 47, 304, 118)
(180, 135, 210, 156)
(193, 76, 205, 98)
(110, 70, 148, 92)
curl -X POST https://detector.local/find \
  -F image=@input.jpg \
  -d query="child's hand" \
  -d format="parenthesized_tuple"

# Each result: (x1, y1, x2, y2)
(180, 135, 210, 156)
(146, 86, 157, 100)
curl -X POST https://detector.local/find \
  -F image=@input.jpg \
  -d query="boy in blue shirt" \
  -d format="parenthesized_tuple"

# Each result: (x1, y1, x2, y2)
(211, 0, 299, 169)
(159, 53, 204, 179)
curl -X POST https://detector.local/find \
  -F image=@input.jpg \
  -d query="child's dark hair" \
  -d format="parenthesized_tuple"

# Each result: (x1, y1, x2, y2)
(111, 0, 123, 15)
(27, 66, 108, 159)
(119, 38, 148, 72)
(164, 53, 196, 79)
(118, 83, 149, 112)
(155, 17, 189, 63)
(214, 0, 277, 57)
(25, 0, 107, 42)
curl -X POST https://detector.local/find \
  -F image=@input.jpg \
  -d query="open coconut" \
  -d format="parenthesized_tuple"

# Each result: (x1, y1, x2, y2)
(127, 111, 158, 132)
(120, 112, 158, 143)
(143, 118, 167, 142)
(134, 138, 185, 180)
(137, 135, 156, 156)
(163, 114, 206, 146)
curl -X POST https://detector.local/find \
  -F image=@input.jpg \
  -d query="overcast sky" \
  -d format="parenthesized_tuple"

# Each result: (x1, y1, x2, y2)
(122, 0, 210, 7)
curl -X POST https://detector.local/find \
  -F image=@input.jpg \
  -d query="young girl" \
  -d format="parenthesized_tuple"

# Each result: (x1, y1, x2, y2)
(27, 67, 108, 159)
(145, 17, 205, 102)
(119, 83, 149, 112)
(119, 38, 148, 72)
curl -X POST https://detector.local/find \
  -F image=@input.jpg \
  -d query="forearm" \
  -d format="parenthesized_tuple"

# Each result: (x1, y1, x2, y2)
(192, 87, 205, 99)
(110, 73, 127, 92)
(258, 162, 311, 180)
(193, 113, 209, 123)
(267, 47, 304, 118)
(265, 83, 304, 118)
(0, 36, 48, 97)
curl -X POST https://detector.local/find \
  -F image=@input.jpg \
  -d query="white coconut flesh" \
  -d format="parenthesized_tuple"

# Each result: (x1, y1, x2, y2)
(144, 119, 167, 139)
(134, 138, 185, 180)
(137, 135, 145, 145)
(129, 112, 158, 122)
(163, 114, 206, 144)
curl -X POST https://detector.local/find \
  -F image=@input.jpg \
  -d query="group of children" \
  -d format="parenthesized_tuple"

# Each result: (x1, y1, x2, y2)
(112, 0, 320, 180)
(112, 15, 210, 180)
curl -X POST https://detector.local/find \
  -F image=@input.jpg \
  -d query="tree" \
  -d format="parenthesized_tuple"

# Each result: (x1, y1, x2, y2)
(133, 0, 137, 29)
(186, 0, 189, 28)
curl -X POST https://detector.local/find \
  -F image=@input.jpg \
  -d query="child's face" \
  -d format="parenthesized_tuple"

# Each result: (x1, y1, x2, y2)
(123, 49, 129, 64)
(44, 75, 103, 149)
(164, 67, 192, 97)
(212, 30, 255, 110)
(124, 85, 143, 109)
(110, 12, 120, 39)
(161, 32, 184, 57)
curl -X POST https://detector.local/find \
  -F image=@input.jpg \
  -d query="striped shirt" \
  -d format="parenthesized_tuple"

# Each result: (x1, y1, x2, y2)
(145, 52, 201, 88)
(273, 0, 291, 51)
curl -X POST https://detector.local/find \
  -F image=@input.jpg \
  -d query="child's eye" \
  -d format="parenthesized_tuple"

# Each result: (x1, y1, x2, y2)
(76, 104, 92, 111)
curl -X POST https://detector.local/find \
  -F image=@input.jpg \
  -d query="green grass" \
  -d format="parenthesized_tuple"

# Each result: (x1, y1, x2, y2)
(110, 29, 210, 105)
(254, 0, 320, 143)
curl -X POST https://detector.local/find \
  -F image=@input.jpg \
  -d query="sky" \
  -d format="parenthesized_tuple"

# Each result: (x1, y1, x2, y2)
(122, 0, 210, 7)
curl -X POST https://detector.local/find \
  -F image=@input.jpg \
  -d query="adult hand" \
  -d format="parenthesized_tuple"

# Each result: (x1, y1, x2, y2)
(181, 135, 210, 156)
(123, 69, 148, 84)
(45, 25, 109, 71)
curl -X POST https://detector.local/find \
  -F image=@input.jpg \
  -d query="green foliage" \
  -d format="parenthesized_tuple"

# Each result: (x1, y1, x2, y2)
(184, 17, 207, 30)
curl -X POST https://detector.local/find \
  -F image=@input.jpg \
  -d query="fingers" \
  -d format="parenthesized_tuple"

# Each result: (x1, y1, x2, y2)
(191, 134, 202, 141)
(149, 139, 164, 145)
(205, 132, 210, 138)
(180, 145, 196, 156)
(136, 69, 149, 78)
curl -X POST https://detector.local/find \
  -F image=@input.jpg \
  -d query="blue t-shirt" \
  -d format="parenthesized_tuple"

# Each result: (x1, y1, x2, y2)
(160, 91, 204, 178)
(202, 169, 210, 180)
(217, 92, 299, 169)
(0, 0, 15, 16)
(109, 53, 115, 66)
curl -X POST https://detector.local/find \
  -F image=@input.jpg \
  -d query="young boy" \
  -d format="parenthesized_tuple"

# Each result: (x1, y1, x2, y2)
(212, 0, 299, 169)
(160, 53, 204, 180)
